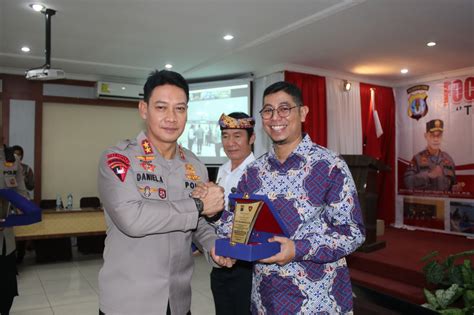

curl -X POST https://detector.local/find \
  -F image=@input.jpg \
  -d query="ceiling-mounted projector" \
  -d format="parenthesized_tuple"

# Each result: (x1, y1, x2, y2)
(26, 8, 65, 80)
(26, 68, 65, 80)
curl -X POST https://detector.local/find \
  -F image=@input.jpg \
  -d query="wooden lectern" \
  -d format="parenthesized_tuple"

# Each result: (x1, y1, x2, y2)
(342, 155, 389, 252)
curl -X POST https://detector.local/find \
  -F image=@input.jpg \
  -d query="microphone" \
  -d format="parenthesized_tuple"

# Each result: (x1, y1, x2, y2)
(231, 187, 237, 194)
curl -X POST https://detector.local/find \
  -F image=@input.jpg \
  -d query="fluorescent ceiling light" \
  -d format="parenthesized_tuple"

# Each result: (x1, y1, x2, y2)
(165, 64, 173, 69)
(30, 3, 45, 12)
(21, 46, 31, 52)
(223, 34, 234, 41)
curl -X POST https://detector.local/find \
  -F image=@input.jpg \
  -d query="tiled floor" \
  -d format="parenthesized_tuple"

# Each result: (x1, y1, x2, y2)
(12, 250, 215, 315)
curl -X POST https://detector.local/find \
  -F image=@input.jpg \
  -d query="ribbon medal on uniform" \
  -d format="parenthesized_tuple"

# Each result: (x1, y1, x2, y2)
(185, 163, 200, 181)
(142, 139, 154, 155)
(107, 153, 130, 182)
(136, 155, 156, 172)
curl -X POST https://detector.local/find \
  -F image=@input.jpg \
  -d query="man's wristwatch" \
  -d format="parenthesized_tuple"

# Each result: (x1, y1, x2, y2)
(193, 198, 204, 216)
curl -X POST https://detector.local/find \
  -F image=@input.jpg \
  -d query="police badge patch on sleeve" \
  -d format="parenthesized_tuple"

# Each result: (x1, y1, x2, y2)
(107, 153, 130, 182)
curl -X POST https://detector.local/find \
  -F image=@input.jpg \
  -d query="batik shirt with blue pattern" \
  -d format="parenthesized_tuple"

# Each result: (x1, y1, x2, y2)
(217, 134, 365, 315)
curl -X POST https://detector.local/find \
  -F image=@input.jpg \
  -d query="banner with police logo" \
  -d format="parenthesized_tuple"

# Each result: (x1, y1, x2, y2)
(395, 74, 474, 235)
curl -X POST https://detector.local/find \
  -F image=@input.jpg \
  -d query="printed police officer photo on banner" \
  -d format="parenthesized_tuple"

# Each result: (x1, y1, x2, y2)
(395, 75, 474, 235)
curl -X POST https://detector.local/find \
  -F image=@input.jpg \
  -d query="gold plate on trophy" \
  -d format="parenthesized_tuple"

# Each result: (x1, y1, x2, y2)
(230, 200, 264, 244)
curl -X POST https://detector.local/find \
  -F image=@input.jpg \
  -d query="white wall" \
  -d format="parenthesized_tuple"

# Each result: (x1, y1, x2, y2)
(41, 102, 144, 207)
(9, 99, 36, 171)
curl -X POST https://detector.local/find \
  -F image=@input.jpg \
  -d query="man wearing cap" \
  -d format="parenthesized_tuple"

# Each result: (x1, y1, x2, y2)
(211, 112, 255, 315)
(404, 119, 459, 192)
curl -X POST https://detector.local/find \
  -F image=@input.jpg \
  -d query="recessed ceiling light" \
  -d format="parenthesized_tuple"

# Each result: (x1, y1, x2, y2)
(21, 46, 31, 52)
(401, 68, 409, 74)
(29, 3, 45, 12)
(223, 34, 234, 41)
(121, 87, 126, 90)
(165, 64, 173, 69)
(427, 41, 437, 47)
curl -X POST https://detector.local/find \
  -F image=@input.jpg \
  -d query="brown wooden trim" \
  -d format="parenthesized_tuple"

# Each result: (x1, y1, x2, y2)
(43, 95, 138, 108)
(2, 74, 42, 100)
(47, 79, 96, 87)
(34, 99, 43, 205)
(41, 208, 103, 214)
(3, 98, 9, 144)
(15, 231, 105, 241)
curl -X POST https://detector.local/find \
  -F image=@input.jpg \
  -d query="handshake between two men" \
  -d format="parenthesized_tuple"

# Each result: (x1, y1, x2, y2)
(190, 182, 235, 268)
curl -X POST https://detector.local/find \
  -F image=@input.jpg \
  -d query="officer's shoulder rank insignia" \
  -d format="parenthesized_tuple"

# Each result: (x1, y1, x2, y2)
(178, 145, 186, 161)
(107, 153, 130, 182)
(185, 163, 200, 181)
(142, 139, 154, 155)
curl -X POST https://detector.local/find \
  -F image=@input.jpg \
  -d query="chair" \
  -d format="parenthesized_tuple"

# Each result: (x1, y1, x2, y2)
(39, 199, 57, 210)
(34, 199, 72, 263)
(79, 196, 100, 208)
(77, 196, 105, 254)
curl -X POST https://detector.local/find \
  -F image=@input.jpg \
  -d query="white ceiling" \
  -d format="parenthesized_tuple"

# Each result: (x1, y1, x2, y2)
(1, 0, 473, 86)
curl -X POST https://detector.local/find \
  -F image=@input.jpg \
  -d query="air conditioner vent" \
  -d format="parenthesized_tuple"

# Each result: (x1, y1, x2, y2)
(96, 81, 143, 100)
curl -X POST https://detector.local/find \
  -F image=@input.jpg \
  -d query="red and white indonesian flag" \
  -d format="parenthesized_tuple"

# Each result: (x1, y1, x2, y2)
(371, 88, 384, 138)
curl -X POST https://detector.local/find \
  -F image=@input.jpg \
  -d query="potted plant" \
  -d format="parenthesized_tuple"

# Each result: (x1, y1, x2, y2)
(421, 249, 474, 314)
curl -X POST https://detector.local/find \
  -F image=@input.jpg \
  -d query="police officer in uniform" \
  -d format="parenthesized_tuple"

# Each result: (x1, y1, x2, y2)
(404, 119, 458, 192)
(0, 145, 27, 314)
(98, 70, 233, 315)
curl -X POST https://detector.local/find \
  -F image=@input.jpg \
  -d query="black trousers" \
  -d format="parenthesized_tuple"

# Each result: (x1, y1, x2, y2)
(0, 239, 18, 315)
(0, 295, 14, 315)
(211, 261, 252, 315)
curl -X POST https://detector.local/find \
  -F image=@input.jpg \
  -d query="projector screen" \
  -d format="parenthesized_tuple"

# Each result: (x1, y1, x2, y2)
(177, 79, 252, 165)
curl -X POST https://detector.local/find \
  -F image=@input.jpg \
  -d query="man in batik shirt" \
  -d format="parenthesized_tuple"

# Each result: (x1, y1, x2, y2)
(217, 81, 365, 314)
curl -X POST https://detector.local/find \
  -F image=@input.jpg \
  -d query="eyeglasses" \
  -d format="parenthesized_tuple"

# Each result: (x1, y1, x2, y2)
(259, 105, 298, 120)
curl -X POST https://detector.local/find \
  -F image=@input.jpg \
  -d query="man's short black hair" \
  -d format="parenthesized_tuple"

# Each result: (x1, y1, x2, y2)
(11, 145, 24, 157)
(263, 81, 303, 106)
(221, 112, 254, 139)
(143, 70, 189, 103)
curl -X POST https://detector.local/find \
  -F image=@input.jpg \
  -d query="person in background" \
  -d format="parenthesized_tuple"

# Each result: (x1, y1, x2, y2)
(217, 81, 365, 314)
(97, 70, 232, 315)
(213, 124, 222, 157)
(187, 124, 195, 151)
(404, 119, 461, 192)
(195, 124, 204, 155)
(11, 145, 34, 264)
(211, 112, 256, 315)
(0, 144, 27, 314)
(11, 146, 34, 193)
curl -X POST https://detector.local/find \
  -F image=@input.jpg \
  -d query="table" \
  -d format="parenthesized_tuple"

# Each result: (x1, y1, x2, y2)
(14, 208, 106, 240)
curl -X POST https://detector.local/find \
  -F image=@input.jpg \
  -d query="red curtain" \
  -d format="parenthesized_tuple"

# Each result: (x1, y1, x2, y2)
(360, 83, 396, 225)
(284, 71, 327, 147)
